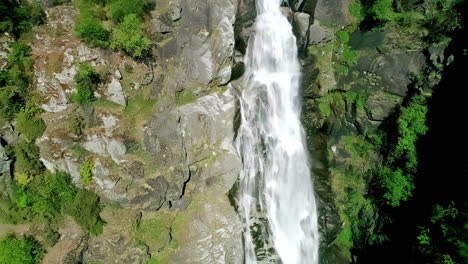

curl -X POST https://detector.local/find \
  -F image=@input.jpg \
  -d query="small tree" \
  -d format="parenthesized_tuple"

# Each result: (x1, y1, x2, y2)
(0, 234, 43, 264)
(110, 14, 151, 58)
(80, 160, 94, 184)
(72, 63, 100, 104)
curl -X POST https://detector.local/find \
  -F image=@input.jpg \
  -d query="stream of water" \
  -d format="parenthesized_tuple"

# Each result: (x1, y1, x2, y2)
(236, 0, 319, 263)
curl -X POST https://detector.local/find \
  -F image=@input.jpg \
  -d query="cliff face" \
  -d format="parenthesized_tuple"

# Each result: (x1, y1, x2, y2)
(2, 0, 243, 262)
(0, 0, 463, 263)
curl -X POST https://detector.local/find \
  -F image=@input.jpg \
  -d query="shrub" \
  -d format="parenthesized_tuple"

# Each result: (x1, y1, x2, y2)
(349, 0, 365, 23)
(75, 14, 110, 48)
(0, 0, 45, 36)
(14, 172, 34, 186)
(337, 30, 350, 44)
(69, 117, 85, 136)
(108, 0, 147, 23)
(72, 63, 100, 104)
(378, 166, 414, 207)
(80, 160, 94, 184)
(75, 0, 110, 47)
(110, 14, 151, 58)
(391, 95, 428, 172)
(66, 189, 104, 235)
(0, 234, 43, 264)
(12, 140, 44, 176)
(0, 42, 34, 121)
(369, 0, 396, 23)
(0, 86, 24, 121)
(8, 42, 31, 64)
(15, 107, 46, 141)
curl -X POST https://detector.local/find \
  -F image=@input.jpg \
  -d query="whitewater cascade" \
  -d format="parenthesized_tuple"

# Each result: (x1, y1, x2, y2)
(236, 0, 319, 263)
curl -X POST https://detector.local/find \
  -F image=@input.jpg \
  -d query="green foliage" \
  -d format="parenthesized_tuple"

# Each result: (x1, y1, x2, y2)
(0, 42, 34, 121)
(72, 62, 100, 104)
(342, 45, 358, 66)
(75, 0, 110, 47)
(15, 106, 46, 141)
(417, 227, 431, 245)
(69, 116, 85, 136)
(0, 234, 43, 264)
(391, 95, 428, 172)
(65, 189, 104, 235)
(369, 0, 396, 23)
(349, 0, 365, 22)
(378, 166, 413, 207)
(14, 172, 34, 186)
(80, 160, 94, 184)
(0, 0, 45, 36)
(3, 171, 104, 236)
(8, 42, 31, 64)
(11, 140, 45, 176)
(176, 89, 197, 106)
(337, 30, 350, 44)
(108, 0, 147, 23)
(110, 14, 151, 58)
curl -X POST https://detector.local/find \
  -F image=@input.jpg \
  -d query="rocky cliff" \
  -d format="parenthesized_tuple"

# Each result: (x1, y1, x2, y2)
(1, 0, 465, 263)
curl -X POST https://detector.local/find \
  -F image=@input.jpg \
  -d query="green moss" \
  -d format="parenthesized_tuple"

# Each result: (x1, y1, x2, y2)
(124, 95, 157, 125)
(337, 30, 350, 44)
(176, 89, 197, 106)
(133, 210, 176, 255)
(349, 0, 365, 23)
(334, 226, 353, 249)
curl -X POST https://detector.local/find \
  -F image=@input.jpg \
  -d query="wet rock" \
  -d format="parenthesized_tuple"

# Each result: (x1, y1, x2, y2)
(309, 22, 332, 45)
(314, 0, 351, 29)
(128, 176, 169, 211)
(294, 12, 310, 41)
(356, 50, 426, 96)
(105, 78, 126, 106)
(280, 7, 294, 22)
(167, 196, 243, 264)
(349, 30, 386, 50)
(366, 91, 402, 121)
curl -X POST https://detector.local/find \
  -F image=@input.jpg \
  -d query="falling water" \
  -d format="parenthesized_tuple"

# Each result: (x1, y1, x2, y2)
(236, 0, 319, 263)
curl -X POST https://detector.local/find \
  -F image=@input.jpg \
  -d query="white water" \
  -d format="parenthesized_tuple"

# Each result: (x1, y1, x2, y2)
(236, 1, 319, 263)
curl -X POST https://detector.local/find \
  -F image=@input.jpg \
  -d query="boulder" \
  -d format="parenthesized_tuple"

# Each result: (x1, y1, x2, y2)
(0, 145, 11, 175)
(0, 123, 19, 144)
(356, 50, 426, 96)
(294, 12, 311, 41)
(309, 22, 332, 45)
(365, 91, 402, 121)
(149, 17, 172, 34)
(314, 0, 351, 28)
(105, 78, 127, 106)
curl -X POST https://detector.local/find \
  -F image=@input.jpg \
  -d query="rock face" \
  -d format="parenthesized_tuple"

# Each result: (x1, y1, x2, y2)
(29, 1, 243, 263)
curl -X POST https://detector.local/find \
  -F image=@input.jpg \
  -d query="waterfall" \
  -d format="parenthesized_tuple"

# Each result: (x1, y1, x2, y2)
(236, 0, 319, 263)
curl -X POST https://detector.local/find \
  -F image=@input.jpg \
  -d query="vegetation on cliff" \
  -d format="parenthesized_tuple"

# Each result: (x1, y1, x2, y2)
(304, 0, 467, 263)
(74, 0, 152, 58)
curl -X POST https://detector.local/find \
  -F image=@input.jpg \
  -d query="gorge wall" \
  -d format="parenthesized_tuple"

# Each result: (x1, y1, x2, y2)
(1, 0, 465, 263)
